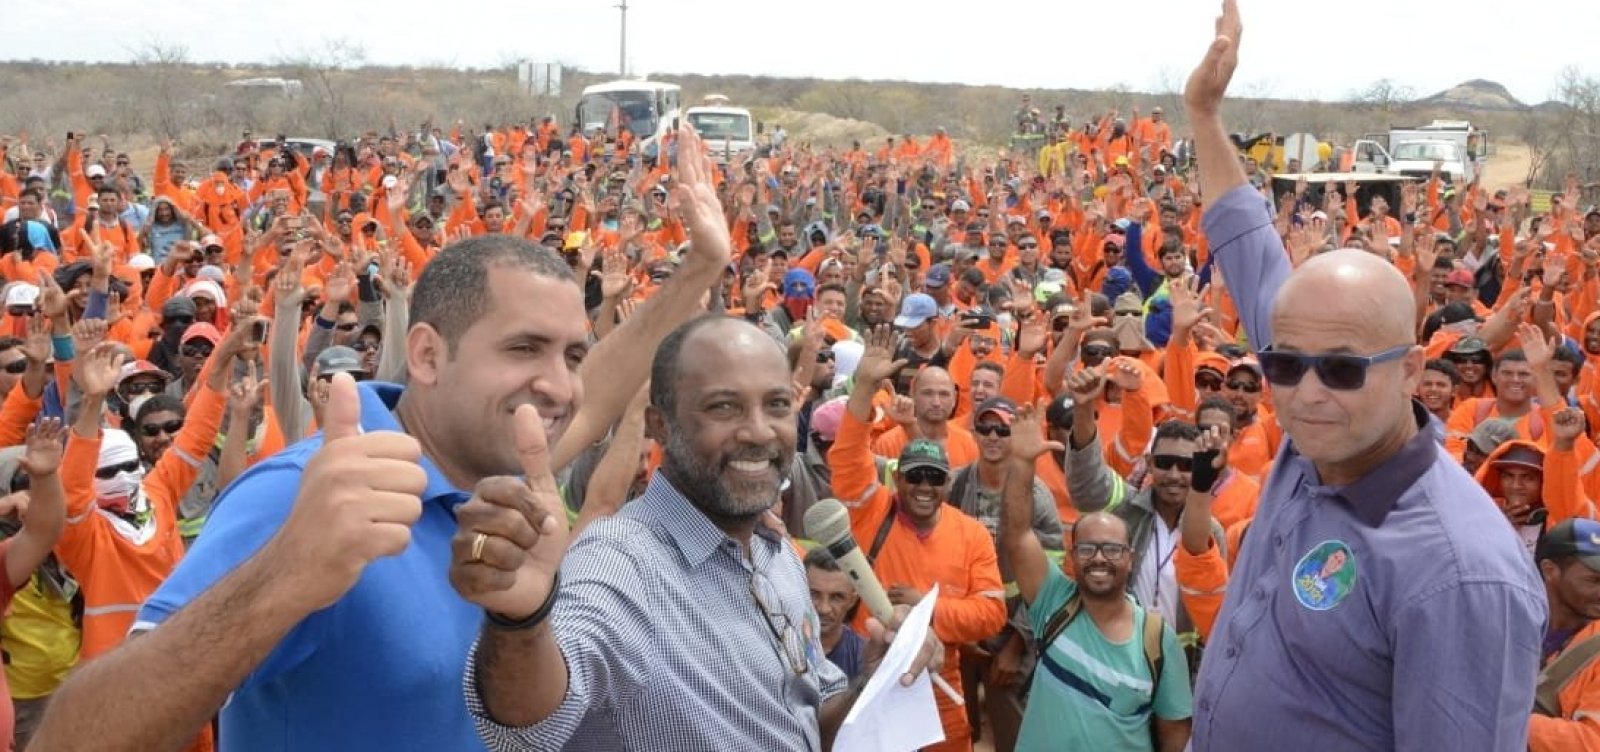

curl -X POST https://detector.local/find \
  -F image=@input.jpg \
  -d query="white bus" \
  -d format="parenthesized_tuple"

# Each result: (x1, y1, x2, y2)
(575, 80, 682, 159)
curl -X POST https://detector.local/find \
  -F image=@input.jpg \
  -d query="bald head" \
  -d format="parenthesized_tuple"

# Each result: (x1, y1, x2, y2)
(1276, 249, 1416, 347)
(1071, 511, 1130, 545)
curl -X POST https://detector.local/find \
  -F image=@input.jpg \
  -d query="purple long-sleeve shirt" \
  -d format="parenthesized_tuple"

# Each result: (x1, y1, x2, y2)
(1189, 184, 1546, 751)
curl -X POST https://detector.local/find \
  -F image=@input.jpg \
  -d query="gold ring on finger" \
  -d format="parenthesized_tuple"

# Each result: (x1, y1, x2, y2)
(470, 532, 488, 563)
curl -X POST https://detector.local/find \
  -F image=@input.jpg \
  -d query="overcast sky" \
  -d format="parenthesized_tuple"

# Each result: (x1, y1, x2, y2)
(10, 0, 1598, 104)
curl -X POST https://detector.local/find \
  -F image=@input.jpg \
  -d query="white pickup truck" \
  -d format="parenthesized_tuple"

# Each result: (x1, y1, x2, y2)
(1351, 120, 1490, 184)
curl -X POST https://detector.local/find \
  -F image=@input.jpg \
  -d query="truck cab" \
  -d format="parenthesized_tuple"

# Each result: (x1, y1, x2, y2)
(684, 101, 754, 164)
(1351, 120, 1490, 184)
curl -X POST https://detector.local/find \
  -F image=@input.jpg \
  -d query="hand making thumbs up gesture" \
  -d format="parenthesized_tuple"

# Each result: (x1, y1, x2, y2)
(449, 403, 569, 621)
(267, 372, 426, 611)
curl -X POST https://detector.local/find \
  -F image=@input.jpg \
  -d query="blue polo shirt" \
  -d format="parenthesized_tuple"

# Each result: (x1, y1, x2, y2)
(136, 382, 486, 751)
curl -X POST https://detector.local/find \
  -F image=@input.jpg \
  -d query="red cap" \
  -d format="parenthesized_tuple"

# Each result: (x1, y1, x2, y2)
(1103, 234, 1126, 250)
(1445, 269, 1475, 287)
(182, 323, 222, 347)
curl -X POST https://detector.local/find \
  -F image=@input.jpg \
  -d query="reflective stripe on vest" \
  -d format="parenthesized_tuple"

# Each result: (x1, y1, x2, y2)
(178, 515, 207, 539)
(83, 603, 143, 618)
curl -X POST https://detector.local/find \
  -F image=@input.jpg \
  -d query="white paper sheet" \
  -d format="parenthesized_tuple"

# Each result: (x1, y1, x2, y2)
(834, 584, 946, 752)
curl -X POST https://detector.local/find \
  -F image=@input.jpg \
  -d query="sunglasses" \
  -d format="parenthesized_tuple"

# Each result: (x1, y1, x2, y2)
(182, 344, 214, 359)
(1072, 542, 1130, 561)
(1257, 344, 1412, 391)
(139, 419, 184, 438)
(122, 380, 165, 396)
(1195, 372, 1223, 391)
(317, 370, 368, 383)
(1150, 454, 1194, 472)
(1081, 344, 1115, 360)
(974, 422, 1011, 438)
(1114, 310, 1141, 317)
(1018, 243, 1038, 250)
(0, 359, 27, 375)
(903, 467, 948, 487)
(816, 351, 835, 364)
(95, 460, 141, 480)
(1225, 379, 1262, 393)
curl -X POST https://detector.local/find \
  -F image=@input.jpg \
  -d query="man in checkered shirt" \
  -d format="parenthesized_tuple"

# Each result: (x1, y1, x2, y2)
(451, 315, 944, 751)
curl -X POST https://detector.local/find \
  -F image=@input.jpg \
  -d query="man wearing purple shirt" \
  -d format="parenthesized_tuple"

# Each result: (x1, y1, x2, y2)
(1183, 3, 1546, 750)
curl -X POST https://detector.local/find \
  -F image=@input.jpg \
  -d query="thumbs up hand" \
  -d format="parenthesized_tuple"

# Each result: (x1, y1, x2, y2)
(269, 373, 426, 611)
(449, 404, 569, 620)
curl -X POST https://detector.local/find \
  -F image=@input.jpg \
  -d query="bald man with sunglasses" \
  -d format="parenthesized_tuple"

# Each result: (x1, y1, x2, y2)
(1183, 3, 1544, 751)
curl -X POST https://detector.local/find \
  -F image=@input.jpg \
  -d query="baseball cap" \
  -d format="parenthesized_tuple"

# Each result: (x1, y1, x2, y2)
(201, 234, 223, 250)
(893, 293, 938, 329)
(898, 439, 950, 474)
(4, 283, 40, 308)
(1114, 156, 1130, 167)
(1491, 444, 1544, 472)
(1450, 336, 1490, 356)
(975, 397, 1017, 426)
(181, 323, 222, 347)
(924, 264, 952, 289)
(316, 346, 365, 375)
(1044, 394, 1076, 430)
(1444, 269, 1475, 288)
(1537, 519, 1600, 570)
(951, 199, 971, 212)
(86, 164, 107, 178)
(1227, 356, 1264, 378)
(1467, 418, 1518, 455)
(127, 253, 156, 271)
(1036, 209, 1051, 220)
(1103, 234, 1126, 249)
(117, 360, 171, 386)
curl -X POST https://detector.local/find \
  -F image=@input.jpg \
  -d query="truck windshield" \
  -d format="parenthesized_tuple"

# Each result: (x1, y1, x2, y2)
(688, 112, 751, 142)
(1392, 142, 1459, 162)
(577, 91, 659, 140)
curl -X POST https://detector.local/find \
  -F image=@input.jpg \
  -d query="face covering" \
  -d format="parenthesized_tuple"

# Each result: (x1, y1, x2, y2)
(784, 297, 812, 323)
(95, 466, 148, 517)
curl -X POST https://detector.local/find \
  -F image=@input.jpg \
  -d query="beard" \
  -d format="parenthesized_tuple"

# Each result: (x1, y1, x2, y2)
(660, 425, 791, 525)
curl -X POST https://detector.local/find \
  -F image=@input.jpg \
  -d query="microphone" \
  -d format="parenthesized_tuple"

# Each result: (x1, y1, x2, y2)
(804, 499, 895, 622)
(803, 498, 965, 707)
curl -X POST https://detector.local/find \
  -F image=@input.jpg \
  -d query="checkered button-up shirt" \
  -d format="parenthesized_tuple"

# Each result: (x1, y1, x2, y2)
(465, 476, 848, 751)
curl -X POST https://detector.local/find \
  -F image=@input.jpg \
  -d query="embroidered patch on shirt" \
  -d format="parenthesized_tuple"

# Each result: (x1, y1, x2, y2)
(1291, 539, 1357, 611)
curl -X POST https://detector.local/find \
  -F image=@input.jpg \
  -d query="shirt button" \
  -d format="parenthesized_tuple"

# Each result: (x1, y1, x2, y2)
(1273, 534, 1284, 548)
(1226, 646, 1240, 658)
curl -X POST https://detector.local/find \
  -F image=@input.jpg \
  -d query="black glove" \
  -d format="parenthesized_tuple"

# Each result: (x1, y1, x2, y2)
(1190, 449, 1222, 494)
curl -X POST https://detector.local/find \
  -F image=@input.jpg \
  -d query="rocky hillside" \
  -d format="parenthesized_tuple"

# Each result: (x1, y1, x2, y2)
(1414, 79, 1527, 111)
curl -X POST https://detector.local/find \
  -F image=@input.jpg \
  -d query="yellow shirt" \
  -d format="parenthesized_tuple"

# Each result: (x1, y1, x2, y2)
(2, 575, 80, 699)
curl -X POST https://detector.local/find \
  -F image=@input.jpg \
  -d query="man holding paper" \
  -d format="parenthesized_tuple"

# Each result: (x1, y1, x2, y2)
(1000, 397, 1193, 751)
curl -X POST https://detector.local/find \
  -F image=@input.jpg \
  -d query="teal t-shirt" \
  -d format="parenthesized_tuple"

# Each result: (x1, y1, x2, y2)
(1016, 566, 1193, 752)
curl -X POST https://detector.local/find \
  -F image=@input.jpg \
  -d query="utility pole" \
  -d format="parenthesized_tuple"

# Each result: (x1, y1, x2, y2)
(616, 0, 628, 77)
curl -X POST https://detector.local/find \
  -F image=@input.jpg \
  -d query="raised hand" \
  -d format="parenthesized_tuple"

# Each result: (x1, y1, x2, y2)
(1105, 358, 1144, 392)
(1016, 313, 1048, 357)
(36, 271, 67, 320)
(1184, 0, 1243, 120)
(324, 262, 355, 303)
(598, 251, 633, 300)
(1169, 274, 1211, 334)
(19, 313, 49, 364)
(70, 317, 107, 355)
(263, 373, 426, 611)
(448, 403, 570, 619)
(886, 394, 916, 426)
(229, 361, 268, 418)
(855, 324, 909, 388)
(671, 124, 734, 270)
(72, 342, 125, 398)
(1066, 366, 1105, 405)
(1516, 322, 1557, 371)
(1009, 400, 1064, 463)
(1553, 407, 1587, 448)
(20, 417, 66, 478)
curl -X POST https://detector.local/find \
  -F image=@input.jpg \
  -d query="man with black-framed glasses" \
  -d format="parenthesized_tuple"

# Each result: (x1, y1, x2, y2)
(1186, 3, 1543, 749)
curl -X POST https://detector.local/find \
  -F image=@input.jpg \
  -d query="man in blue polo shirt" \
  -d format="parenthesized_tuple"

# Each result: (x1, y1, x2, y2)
(1182, 3, 1545, 750)
(31, 125, 737, 751)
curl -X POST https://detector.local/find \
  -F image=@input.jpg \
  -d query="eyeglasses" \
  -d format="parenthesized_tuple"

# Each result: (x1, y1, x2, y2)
(1072, 542, 1131, 561)
(181, 344, 214, 359)
(903, 467, 948, 486)
(1150, 454, 1194, 472)
(1225, 378, 1261, 393)
(1081, 344, 1115, 360)
(2, 360, 28, 375)
(1017, 243, 1038, 250)
(1195, 372, 1223, 391)
(95, 459, 141, 480)
(974, 422, 1011, 438)
(749, 570, 809, 676)
(122, 380, 165, 396)
(1257, 344, 1413, 391)
(139, 419, 184, 438)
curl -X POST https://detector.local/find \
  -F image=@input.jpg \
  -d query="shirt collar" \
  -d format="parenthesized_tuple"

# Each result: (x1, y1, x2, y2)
(1313, 400, 1438, 527)
(636, 474, 780, 569)
(357, 382, 470, 508)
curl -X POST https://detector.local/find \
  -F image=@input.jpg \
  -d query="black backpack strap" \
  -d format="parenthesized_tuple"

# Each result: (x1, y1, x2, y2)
(866, 507, 896, 565)
(1038, 593, 1083, 653)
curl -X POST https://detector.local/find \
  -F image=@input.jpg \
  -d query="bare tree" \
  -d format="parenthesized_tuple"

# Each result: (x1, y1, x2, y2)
(274, 39, 369, 138)
(129, 40, 191, 140)
(1348, 78, 1417, 117)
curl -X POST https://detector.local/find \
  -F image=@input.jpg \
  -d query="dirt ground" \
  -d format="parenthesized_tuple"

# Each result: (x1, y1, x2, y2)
(1480, 141, 1533, 191)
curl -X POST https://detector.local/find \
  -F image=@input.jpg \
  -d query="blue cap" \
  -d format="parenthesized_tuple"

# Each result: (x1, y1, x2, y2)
(782, 269, 816, 300)
(894, 293, 938, 329)
(1537, 518, 1600, 570)
(1102, 266, 1134, 300)
(924, 263, 952, 288)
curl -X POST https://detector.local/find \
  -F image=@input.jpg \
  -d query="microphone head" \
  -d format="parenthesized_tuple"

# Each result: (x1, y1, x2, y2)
(804, 498, 854, 547)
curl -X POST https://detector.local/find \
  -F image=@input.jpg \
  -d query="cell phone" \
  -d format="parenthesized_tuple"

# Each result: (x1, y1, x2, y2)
(66, 131, 75, 141)
(248, 319, 269, 346)
(962, 312, 994, 329)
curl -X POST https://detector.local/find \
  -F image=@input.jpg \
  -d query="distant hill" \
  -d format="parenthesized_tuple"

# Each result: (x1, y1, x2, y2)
(1415, 79, 1527, 111)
